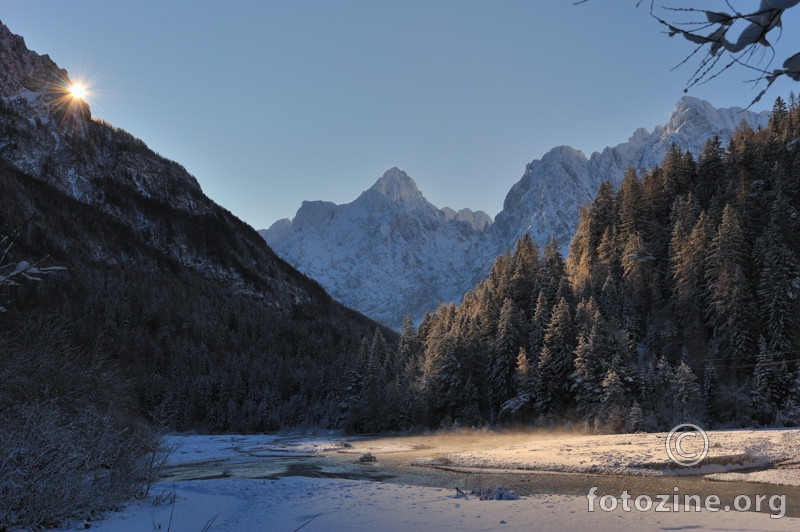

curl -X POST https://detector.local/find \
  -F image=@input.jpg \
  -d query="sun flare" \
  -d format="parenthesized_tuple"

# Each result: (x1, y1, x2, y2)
(69, 83, 87, 100)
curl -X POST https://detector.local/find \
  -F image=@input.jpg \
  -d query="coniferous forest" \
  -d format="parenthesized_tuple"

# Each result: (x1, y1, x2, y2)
(385, 96, 800, 432)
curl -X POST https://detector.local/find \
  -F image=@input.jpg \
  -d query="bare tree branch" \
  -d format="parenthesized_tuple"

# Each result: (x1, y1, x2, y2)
(579, 1, 800, 106)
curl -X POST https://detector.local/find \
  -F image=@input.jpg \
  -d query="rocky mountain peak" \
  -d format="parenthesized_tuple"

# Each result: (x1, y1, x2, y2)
(367, 167, 426, 205)
(0, 20, 89, 120)
(666, 96, 768, 138)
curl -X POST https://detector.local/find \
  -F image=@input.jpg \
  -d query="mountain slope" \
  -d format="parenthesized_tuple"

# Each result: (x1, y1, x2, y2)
(263, 98, 770, 328)
(0, 20, 393, 436)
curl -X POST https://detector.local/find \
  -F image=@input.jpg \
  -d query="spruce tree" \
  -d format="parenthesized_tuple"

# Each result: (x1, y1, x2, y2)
(751, 336, 790, 424)
(755, 220, 799, 358)
(571, 299, 613, 421)
(703, 360, 719, 423)
(536, 297, 576, 414)
(705, 204, 756, 367)
(696, 135, 726, 208)
(541, 238, 568, 310)
(490, 298, 522, 416)
(528, 290, 549, 361)
(672, 360, 701, 425)
(601, 367, 627, 432)
(618, 167, 644, 235)
(510, 234, 539, 310)
(671, 211, 709, 326)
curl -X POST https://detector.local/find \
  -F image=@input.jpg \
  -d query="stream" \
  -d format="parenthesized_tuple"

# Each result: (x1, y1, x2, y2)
(158, 432, 800, 518)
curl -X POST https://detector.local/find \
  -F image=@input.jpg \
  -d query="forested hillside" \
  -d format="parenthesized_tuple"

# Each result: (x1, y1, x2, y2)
(390, 96, 800, 432)
(0, 21, 395, 527)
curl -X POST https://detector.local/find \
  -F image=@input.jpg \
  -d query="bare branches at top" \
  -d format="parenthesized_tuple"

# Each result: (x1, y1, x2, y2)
(647, 1, 800, 105)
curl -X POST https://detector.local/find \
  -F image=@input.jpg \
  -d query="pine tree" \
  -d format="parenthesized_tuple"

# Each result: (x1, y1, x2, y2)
(755, 220, 800, 358)
(705, 205, 756, 367)
(776, 367, 800, 427)
(672, 361, 701, 425)
(536, 297, 575, 414)
(703, 360, 719, 423)
(541, 238, 568, 310)
(601, 367, 628, 432)
(490, 298, 522, 416)
(515, 347, 534, 399)
(510, 234, 539, 309)
(751, 336, 790, 424)
(621, 231, 657, 322)
(618, 167, 644, 235)
(360, 328, 389, 431)
(696, 135, 726, 208)
(433, 336, 467, 421)
(662, 143, 696, 198)
(571, 299, 614, 421)
(770, 96, 789, 136)
(649, 355, 675, 429)
(528, 290, 549, 360)
(500, 347, 536, 420)
(671, 210, 709, 326)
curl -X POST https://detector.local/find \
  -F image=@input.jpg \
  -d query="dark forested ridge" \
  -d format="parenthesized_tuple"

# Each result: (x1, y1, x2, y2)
(1, 20, 401, 524)
(0, 72, 397, 531)
(390, 96, 800, 432)
(0, 125, 395, 434)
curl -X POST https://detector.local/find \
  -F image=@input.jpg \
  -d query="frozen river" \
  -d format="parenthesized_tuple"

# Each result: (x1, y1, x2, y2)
(159, 430, 800, 518)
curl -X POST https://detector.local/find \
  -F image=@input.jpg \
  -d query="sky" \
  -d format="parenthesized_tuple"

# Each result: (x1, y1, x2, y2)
(1, 1, 799, 230)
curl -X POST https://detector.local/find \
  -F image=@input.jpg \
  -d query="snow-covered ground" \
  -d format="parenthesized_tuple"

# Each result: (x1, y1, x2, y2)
(61, 429, 799, 531)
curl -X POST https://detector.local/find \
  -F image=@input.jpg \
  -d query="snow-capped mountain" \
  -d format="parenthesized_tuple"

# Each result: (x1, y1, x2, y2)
(262, 168, 492, 326)
(263, 97, 770, 329)
(491, 97, 770, 256)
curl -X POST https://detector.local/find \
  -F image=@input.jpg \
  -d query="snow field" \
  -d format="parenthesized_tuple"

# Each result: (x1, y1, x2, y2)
(66, 429, 800, 531)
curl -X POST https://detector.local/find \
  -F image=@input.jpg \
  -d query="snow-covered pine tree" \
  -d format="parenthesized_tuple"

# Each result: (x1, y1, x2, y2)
(751, 336, 790, 424)
(705, 204, 756, 369)
(571, 299, 612, 421)
(600, 366, 628, 433)
(672, 360, 701, 425)
(500, 347, 536, 420)
(755, 219, 800, 358)
(536, 297, 575, 414)
(671, 210, 709, 327)
(490, 298, 523, 417)
(621, 231, 657, 321)
(528, 290, 549, 359)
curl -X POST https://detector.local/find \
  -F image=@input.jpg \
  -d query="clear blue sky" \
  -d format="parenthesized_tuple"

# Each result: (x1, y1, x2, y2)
(2, 1, 798, 229)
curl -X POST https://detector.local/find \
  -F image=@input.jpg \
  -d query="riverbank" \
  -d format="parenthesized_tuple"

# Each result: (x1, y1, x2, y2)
(58, 428, 799, 531)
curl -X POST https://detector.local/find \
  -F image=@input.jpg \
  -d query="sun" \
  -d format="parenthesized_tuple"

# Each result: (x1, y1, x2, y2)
(69, 83, 87, 100)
